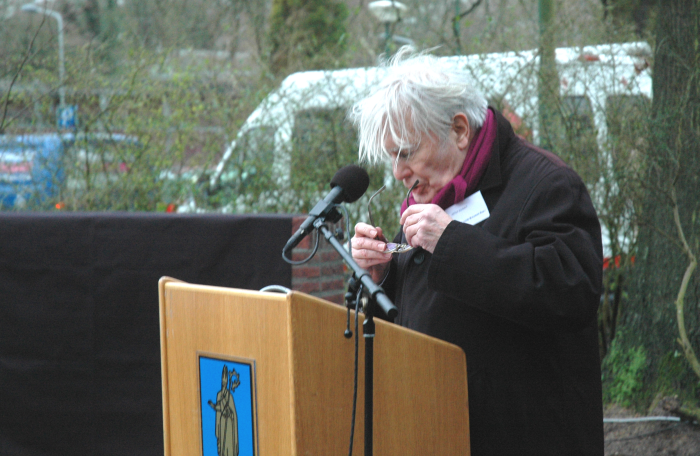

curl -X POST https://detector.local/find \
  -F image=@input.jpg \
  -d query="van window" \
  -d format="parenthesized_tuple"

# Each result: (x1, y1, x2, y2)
(561, 96, 596, 139)
(606, 95, 649, 173)
(557, 95, 601, 185)
(291, 108, 359, 193)
(606, 95, 648, 138)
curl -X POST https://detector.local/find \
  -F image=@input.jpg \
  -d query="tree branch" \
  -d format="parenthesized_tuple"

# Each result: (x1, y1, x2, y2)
(670, 186, 700, 380)
(452, 0, 484, 53)
(0, 14, 47, 133)
(456, 0, 484, 21)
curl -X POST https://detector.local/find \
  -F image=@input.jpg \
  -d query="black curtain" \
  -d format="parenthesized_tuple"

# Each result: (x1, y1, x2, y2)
(0, 212, 292, 456)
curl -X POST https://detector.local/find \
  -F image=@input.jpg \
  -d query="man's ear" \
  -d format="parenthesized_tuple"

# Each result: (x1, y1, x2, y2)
(453, 113, 471, 149)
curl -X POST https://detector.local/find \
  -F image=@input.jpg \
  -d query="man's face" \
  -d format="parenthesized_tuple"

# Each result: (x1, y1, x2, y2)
(385, 129, 466, 204)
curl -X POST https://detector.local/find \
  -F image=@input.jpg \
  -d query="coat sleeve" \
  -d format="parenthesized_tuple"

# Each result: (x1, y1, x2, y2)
(428, 167, 603, 333)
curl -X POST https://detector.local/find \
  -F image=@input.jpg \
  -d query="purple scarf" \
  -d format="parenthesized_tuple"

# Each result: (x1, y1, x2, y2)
(401, 108, 496, 214)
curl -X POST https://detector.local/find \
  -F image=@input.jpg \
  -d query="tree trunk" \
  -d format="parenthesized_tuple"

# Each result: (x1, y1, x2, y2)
(623, 0, 700, 392)
(537, 0, 560, 150)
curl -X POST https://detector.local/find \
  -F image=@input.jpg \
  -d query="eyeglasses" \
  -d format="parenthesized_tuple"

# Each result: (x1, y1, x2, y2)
(367, 180, 419, 254)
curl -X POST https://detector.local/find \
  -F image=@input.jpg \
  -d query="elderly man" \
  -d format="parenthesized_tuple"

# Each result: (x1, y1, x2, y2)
(350, 48, 604, 456)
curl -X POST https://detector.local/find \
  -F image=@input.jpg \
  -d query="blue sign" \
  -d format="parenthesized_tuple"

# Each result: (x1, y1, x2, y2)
(199, 355, 258, 456)
(57, 105, 78, 129)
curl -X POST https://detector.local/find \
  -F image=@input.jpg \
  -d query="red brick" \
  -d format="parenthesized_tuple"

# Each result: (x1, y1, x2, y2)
(318, 251, 342, 262)
(321, 264, 345, 276)
(296, 281, 321, 293)
(292, 266, 321, 278)
(320, 278, 345, 291)
(291, 251, 314, 262)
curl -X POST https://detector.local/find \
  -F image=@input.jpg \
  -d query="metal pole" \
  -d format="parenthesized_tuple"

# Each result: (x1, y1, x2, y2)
(364, 313, 375, 456)
(51, 10, 65, 108)
(315, 223, 397, 456)
(537, 0, 556, 149)
(454, 0, 460, 49)
(384, 22, 391, 55)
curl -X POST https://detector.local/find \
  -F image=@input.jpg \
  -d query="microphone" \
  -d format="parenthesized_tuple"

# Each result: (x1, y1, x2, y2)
(283, 165, 370, 253)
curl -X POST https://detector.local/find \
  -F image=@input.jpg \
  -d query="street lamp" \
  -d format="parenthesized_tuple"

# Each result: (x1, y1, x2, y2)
(368, 1, 408, 55)
(21, 2, 65, 108)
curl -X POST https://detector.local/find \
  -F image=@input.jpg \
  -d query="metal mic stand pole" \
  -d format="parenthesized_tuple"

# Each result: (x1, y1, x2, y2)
(363, 294, 375, 456)
(315, 220, 397, 456)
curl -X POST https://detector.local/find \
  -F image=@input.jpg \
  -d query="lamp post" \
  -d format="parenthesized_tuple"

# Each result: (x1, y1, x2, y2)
(368, 1, 408, 55)
(21, 2, 65, 108)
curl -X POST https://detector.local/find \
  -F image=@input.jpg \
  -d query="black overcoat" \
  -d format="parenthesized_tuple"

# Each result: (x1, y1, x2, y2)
(383, 109, 604, 456)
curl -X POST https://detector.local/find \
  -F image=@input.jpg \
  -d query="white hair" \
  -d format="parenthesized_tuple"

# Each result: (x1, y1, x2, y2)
(349, 46, 488, 165)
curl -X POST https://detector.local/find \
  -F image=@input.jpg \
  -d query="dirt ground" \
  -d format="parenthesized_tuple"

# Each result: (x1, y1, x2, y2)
(604, 403, 700, 456)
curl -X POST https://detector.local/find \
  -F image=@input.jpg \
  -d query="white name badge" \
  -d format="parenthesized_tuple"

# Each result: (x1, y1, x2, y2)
(445, 191, 490, 225)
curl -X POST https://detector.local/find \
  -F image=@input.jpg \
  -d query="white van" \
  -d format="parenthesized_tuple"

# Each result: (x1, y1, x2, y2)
(204, 43, 651, 255)
(209, 41, 651, 191)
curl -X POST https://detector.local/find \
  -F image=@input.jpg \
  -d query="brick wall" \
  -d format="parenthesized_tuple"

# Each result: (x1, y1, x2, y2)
(290, 216, 349, 305)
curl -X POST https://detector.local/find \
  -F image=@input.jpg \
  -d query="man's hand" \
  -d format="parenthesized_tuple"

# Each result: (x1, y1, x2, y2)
(400, 204, 453, 254)
(351, 222, 392, 283)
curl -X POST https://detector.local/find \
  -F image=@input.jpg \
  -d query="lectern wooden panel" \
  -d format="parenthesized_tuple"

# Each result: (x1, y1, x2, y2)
(159, 277, 470, 456)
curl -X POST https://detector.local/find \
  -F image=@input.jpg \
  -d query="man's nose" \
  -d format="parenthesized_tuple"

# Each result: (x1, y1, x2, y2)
(392, 159, 411, 181)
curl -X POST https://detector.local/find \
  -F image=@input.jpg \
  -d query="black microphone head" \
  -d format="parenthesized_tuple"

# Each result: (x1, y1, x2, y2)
(330, 165, 370, 203)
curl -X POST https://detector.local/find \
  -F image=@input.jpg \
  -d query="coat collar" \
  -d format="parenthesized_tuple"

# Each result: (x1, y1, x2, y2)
(477, 107, 515, 192)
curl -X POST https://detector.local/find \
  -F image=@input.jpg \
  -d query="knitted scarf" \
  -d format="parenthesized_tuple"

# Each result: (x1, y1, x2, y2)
(401, 108, 496, 214)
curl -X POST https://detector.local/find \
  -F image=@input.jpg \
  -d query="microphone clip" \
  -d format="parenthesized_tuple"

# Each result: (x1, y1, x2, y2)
(312, 206, 341, 230)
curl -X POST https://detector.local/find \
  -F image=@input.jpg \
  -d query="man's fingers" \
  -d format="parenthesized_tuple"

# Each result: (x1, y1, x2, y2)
(352, 233, 385, 251)
(355, 222, 385, 240)
(352, 222, 393, 269)
(399, 204, 452, 254)
(399, 205, 423, 225)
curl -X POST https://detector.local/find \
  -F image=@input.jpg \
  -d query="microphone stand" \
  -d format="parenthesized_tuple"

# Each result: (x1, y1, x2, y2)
(314, 217, 397, 456)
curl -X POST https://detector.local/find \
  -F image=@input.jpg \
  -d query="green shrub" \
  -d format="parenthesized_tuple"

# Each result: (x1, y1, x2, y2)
(653, 350, 700, 403)
(602, 340, 648, 407)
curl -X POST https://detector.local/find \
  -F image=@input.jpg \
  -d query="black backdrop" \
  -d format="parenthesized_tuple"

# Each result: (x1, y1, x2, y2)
(0, 212, 292, 456)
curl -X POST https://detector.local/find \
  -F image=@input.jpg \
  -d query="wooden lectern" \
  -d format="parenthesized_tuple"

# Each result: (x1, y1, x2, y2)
(158, 277, 470, 455)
